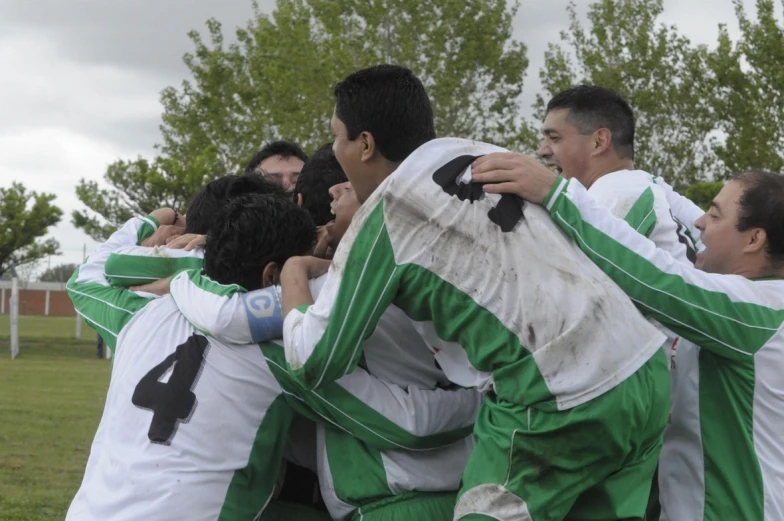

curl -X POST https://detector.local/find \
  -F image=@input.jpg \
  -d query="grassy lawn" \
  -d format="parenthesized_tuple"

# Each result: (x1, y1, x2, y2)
(0, 327, 109, 520)
(0, 315, 97, 343)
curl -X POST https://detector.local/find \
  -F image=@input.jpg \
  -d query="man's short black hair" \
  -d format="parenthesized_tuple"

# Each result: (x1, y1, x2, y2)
(733, 170, 784, 268)
(547, 85, 636, 160)
(292, 143, 348, 226)
(334, 64, 435, 163)
(185, 175, 285, 234)
(204, 193, 315, 291)
(244, 140, 308, 174)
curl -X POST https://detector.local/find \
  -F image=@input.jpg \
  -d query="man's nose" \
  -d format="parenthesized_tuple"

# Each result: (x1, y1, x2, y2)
(328, 184, 342, 201)
(537, 142, 551, 159)
(695, 213, 706, 231)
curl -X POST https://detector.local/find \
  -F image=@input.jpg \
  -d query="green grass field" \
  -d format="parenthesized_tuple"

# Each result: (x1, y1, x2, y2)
(0, 317, 109, 521)
(0, 315, 97, 342)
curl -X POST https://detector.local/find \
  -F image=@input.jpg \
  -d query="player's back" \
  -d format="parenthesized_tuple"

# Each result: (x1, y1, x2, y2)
(338, 137, 666, 411)
(66, 296, 289, 521)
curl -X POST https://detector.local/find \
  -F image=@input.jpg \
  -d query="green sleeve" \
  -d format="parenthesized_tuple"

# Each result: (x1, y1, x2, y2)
(263, 345, 476, 451)
(105, 247, 204, 287)
(67, 217, 154, 352)
(545, 177, 784, 360)
(283, 201, 401, 389)
(136, 215, 160, 244)
(622, 186, 657, 238)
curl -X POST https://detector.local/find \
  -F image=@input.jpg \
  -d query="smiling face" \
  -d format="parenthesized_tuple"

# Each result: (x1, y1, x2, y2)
(694, 180, 752, 274)
(325, 181, 361, 249)
(537, 108, 597, 182)
(331, 109, 381, 204)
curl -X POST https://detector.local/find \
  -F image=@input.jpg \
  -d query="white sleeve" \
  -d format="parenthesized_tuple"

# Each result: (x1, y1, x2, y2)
(654, 176, 705, 242)
(169, 272, 328, 344)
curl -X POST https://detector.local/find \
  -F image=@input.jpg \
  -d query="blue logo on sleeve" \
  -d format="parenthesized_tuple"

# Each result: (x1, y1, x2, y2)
(242, 287, 283, 342)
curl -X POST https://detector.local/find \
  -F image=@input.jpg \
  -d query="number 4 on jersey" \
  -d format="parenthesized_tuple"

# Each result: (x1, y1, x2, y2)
(132, 334, 210, 445)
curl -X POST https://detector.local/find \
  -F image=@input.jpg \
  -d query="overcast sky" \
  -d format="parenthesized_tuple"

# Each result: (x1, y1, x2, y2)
(0, 0, 758, 273)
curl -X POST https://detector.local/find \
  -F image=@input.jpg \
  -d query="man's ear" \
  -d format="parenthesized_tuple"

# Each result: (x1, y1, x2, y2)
(591, 128, 613, 157)
(261, 262, 280, 288)
(360, 131, 376, 163)
(296, 193, 304, 208)
(744, 227, 767, 255)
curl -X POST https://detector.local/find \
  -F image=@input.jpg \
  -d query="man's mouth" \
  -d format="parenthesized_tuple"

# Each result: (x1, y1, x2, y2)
(546, 163, 562, 175)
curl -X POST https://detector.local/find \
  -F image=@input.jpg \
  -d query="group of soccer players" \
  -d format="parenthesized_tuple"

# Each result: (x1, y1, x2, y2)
(64, 64, 784, 521)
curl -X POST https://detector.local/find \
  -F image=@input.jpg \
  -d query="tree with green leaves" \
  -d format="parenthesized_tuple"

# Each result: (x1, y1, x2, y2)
(708, 0, 784, 176)
(73, 0, 529, 240)
(39, 263, 78, 283)
(684, 181, 724, 210)
(535, 0, 718, 188)
(0, 183, 62, 277)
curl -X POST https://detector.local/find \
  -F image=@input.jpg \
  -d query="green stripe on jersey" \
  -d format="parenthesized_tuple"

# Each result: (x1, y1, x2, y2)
(105, 253, 203, 287)
(623, 187, 657, 238)
(290, 202, 402, 389)
(66, 266, 151, 352)
(218, 394, 294, 521)
(699, 351, 763, 520)
(325, 429, 391, 509)
(136, 215, 160, 244)
(182, 269, 245, 297)
(395, 265, 551, 409)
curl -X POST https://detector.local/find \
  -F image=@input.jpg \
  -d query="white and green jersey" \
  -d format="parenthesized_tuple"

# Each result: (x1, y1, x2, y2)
(587, 170, 698, 359)
(544, 176, 784, 521)
(590, 169, 697, 264)
(66, 216, 480, 521)
(283, 137, 666, 412)
(102, 228, 203, 288)
(170, 271, 476, 520)
(104, 244, 203, 287)
(654, 175, 706, 244)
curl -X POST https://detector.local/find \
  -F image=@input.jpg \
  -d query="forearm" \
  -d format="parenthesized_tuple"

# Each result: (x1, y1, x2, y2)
(281, 266, 314, 318)
(265, 346, 479, 451)
(546, 177, 781, 358)
(169, 269, 284, 344)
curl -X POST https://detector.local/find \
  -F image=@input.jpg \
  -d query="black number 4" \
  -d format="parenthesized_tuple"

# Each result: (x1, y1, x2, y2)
(432, 154, 525, 232)
(132, 334, 210, 445)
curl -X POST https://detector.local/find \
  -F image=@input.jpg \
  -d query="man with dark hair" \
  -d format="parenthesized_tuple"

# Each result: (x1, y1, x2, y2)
(245, 140, 308, 192)
(331, 64, 436, 203)
(103, 175, 286, 287)
(538, 86, 695, 261)
(542, 84, 635, 170)
(292, 143, 348, 227)
(471, 157, 784, 519)
(65, 190, 480, 521)
(279, 65, 670, 520)
(186, 175, 285, 235)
